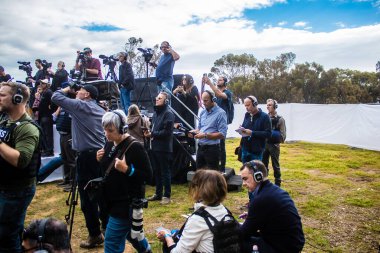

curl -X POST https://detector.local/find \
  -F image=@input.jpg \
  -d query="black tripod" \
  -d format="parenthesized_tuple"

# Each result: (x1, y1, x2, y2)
(64, 170, 79, 242)
(136, 57, 155, 110)
(104, 62, 118, 82)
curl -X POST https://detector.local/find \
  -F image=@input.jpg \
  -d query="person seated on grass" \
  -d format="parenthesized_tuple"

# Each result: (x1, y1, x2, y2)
(22, 218, 72, 253)
(157, 169, 237, 253)
(239, 160, 305, 253)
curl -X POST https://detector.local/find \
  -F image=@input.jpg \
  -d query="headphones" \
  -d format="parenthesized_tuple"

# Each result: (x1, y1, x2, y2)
(246, 96, 258, 107)
(223, 77, 228, 86)
(205, 90, 217, 102)
(273, 99, 278, 109)
(249, 161, 264, 183)
(160, 92, 170, 104)
(183, 75, 194, 85)
(12, 84, 24, 105)
(112, 111, 126, 134)
(35, 219, 50, 253)
(62, 62, 65, 68)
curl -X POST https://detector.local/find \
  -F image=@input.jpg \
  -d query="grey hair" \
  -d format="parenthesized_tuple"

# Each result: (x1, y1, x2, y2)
(102, 109, 126, 131)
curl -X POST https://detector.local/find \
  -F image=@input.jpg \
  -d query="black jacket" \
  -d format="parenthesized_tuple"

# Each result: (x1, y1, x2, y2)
(118, 61, 134, 90)
(241, 109, 271, 153)
(151, 104, 174, 153)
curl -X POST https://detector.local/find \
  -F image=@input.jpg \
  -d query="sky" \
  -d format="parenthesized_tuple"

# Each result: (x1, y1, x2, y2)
(1, 0, 380, 83)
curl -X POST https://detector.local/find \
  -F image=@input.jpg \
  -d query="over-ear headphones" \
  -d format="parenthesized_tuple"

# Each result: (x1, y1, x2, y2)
(112, 111, 126, 134)
(35, 219, 50, 253)
(61, 62, 65, 68)
(12, 84, 24, 105)
(160, 92, 170, 104)
(205, 90, 217, 102)
(246, 96, 258, 107)
(223, 77, 228, 85)
(273, 99, 278, 109)
(249, 161, 263, 183)
(183, 75, 194, 85)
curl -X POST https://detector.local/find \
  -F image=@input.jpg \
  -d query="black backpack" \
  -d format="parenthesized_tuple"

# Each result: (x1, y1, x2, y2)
(194, 206, 241, 253)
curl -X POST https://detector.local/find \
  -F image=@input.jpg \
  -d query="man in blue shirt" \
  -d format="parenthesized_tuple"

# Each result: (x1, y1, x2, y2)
(155, 41, 180, 92)
(189, 90, 227, 171)
(204, 76, 233, 172)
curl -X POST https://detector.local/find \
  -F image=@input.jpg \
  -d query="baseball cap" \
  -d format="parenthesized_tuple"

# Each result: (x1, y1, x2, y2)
(40, 78, 51, 85)
(82, 84, 98, 100)
(83, 47, 92, 53)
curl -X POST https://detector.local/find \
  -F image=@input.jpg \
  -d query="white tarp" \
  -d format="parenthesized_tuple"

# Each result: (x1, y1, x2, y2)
(227, 103, 380, 152)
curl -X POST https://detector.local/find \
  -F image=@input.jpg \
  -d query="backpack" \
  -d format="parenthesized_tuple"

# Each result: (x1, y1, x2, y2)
(194, 206, 241, 253)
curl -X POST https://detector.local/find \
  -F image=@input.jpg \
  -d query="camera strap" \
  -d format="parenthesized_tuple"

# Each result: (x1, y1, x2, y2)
(104, 136, 137, 178)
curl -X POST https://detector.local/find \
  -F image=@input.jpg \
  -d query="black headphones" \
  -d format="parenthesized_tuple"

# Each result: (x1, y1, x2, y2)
(35, 219, 50, 253)
(249, 161, 264, 183)
(205, 90, 217, 102)
(246, 96, 258, 107)
(160, 92, 170, 104)
(12, 84, 24, 105)
(183, 75, 194, 85)
(273, 99, 278, 109)
(112, 111, 126, 134)
(223, 77, 228, 86)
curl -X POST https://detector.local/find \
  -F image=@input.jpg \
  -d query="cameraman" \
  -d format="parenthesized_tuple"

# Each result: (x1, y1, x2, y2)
(0, 66, 11, 82)
(27, 59, 45, 85)
(52, 84, 108, 248)
(48, 61, 68, 92)
(75, 47, 103, 81)
(116, 52, 135, 114)
(156, 41, 180, 92)
(97, 110, 152, 253)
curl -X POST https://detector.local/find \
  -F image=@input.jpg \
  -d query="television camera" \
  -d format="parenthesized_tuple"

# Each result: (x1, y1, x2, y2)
(17, 61, 33, 78)
(138, 48, 153, 63)
(99, 54, 118, 67)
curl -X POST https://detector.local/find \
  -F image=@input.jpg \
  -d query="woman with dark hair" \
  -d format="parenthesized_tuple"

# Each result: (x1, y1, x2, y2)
(156, 169, 230, 253)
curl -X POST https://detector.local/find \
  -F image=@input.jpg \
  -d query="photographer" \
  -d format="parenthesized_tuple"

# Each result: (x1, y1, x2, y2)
(116, 52, 134, 114)
(156, 41, 180, 92)
(28, 59, 45, 85)
(0, 66, 11, 82)
(51, 84, 108, 249)
(75, 47, 103, 81)
(96, 110, 152, 253)
(48, 61, 68, 92)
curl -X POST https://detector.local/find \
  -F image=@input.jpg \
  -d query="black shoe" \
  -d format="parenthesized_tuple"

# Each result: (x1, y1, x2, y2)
(147, 194, 162, 201)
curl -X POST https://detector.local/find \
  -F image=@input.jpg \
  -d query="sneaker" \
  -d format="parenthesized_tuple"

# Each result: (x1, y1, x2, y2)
(147, 194, 162, 201)
(79, 234, 104, 248)
(160, 197, 171, 205)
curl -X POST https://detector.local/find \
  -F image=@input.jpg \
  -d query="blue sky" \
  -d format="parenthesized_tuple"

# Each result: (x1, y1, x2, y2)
(244, 0, 380, 32)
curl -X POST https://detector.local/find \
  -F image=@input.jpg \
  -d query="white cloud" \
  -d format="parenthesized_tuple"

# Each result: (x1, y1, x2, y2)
(293, 21, 308, 27)
(278, 21, 287, 26)
(0, 0, 379, 84)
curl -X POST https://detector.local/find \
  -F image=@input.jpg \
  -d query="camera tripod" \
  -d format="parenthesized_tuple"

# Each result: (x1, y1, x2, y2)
(64, 170, 79, 242)
(104, 62, 118, 82)
(136, 60, 155, 110)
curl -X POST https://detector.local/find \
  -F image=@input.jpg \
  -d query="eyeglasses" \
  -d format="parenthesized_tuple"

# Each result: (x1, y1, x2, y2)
(160, 46, 169, 50)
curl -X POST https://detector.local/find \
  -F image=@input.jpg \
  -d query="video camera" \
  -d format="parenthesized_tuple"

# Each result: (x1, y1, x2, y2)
(99, 54, 118, 68)
(41, 60, 52, 70)
(138, 48, 153, 63)
(17, 61, 33, 78)
(77, 51, 86, 61)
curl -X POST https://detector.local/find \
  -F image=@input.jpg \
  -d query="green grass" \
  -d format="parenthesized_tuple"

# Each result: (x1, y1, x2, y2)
(25, 140, 380, 252)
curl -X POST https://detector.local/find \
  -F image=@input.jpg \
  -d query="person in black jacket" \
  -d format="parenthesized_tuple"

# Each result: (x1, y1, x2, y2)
(96, 110, 152, 253)
(116, 52, 134, 114)
(47, 61, 68, 92)
(144, 92, 175, 205)
(239, 160, 305, 253)
(239, 96, 271, 163)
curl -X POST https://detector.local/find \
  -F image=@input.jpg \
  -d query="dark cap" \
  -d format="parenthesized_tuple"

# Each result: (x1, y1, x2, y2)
(83, 47, 92, 53)
(0, 66, 4, 72)
(82, 84, 98, 100)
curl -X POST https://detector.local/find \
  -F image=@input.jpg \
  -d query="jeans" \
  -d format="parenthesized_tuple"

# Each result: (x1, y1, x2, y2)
(105, 214, 150, 253)
(159, 80, 174, 93)
(196, 144, 220, 171)
(77, 150, 108, 236)
(37, 156, 64, 182)
(152, 151, 172, 198)
(241, 147, 263, 163)
(0, 185, 36, 253)
(120, 87, 131, 115)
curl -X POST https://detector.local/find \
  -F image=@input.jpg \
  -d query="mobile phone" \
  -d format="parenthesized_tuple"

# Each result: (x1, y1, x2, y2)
(203, 73, 207, 77)
(155, 226, 170, 234)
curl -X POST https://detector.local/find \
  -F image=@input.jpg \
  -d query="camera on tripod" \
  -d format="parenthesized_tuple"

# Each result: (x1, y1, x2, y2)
(138, 48, 153, 63)
(17, 61, 33, 77)
(99, 54, 118, 68)
(41, 60, 52, 70)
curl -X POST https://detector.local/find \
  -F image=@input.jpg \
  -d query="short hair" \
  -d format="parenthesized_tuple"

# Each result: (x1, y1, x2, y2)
(23, 218, 71, 251)
(240, 160, 268, 178)
(0, 66, 4, 72)
(0, 82, 30, 103)
(128, 104, 141, 116)
(189, 169, 227, 205)
(222, 76, 228, 85)
(159, 91, 170, 101)
(35, 59, 42, 64)
(102, 109, 126, 130)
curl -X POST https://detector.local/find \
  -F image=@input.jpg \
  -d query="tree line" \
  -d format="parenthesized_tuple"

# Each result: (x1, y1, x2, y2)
(125, 37, 380, 104)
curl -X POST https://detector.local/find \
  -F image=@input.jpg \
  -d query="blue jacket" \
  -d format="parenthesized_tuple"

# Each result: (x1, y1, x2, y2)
(240, 180, 305, 253)
(241, 109, 271, 153)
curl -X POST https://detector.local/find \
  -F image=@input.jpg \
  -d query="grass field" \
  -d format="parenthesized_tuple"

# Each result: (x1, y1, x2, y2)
(25, 139, 380, 252)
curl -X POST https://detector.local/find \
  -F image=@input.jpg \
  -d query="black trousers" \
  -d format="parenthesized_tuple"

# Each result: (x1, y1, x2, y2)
(60, 133, 76, 183)
(39, 116, 54, 153)
(196, 144, 220, 171)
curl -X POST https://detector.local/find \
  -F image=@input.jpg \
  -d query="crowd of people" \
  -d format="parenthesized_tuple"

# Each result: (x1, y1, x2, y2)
(0, 40, 304, 253)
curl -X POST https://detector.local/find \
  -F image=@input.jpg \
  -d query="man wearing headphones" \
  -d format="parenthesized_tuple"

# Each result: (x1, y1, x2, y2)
(145, 92, 175, 205)
(47, 61, 68, 92)
(189, 90, 227, 172)
(262, 99, 286, 187)
(203, 76, 233, 172)
(116, 51, 135, 114)
(155, 41, 180, 92)
(0, 82, 40, 252)
(52, 84, 107, 248)
(239, 160, 305, 253)
(22, 218, 71, 253)
(239, 96, 271, 163)
(75, 47, 103, 81)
